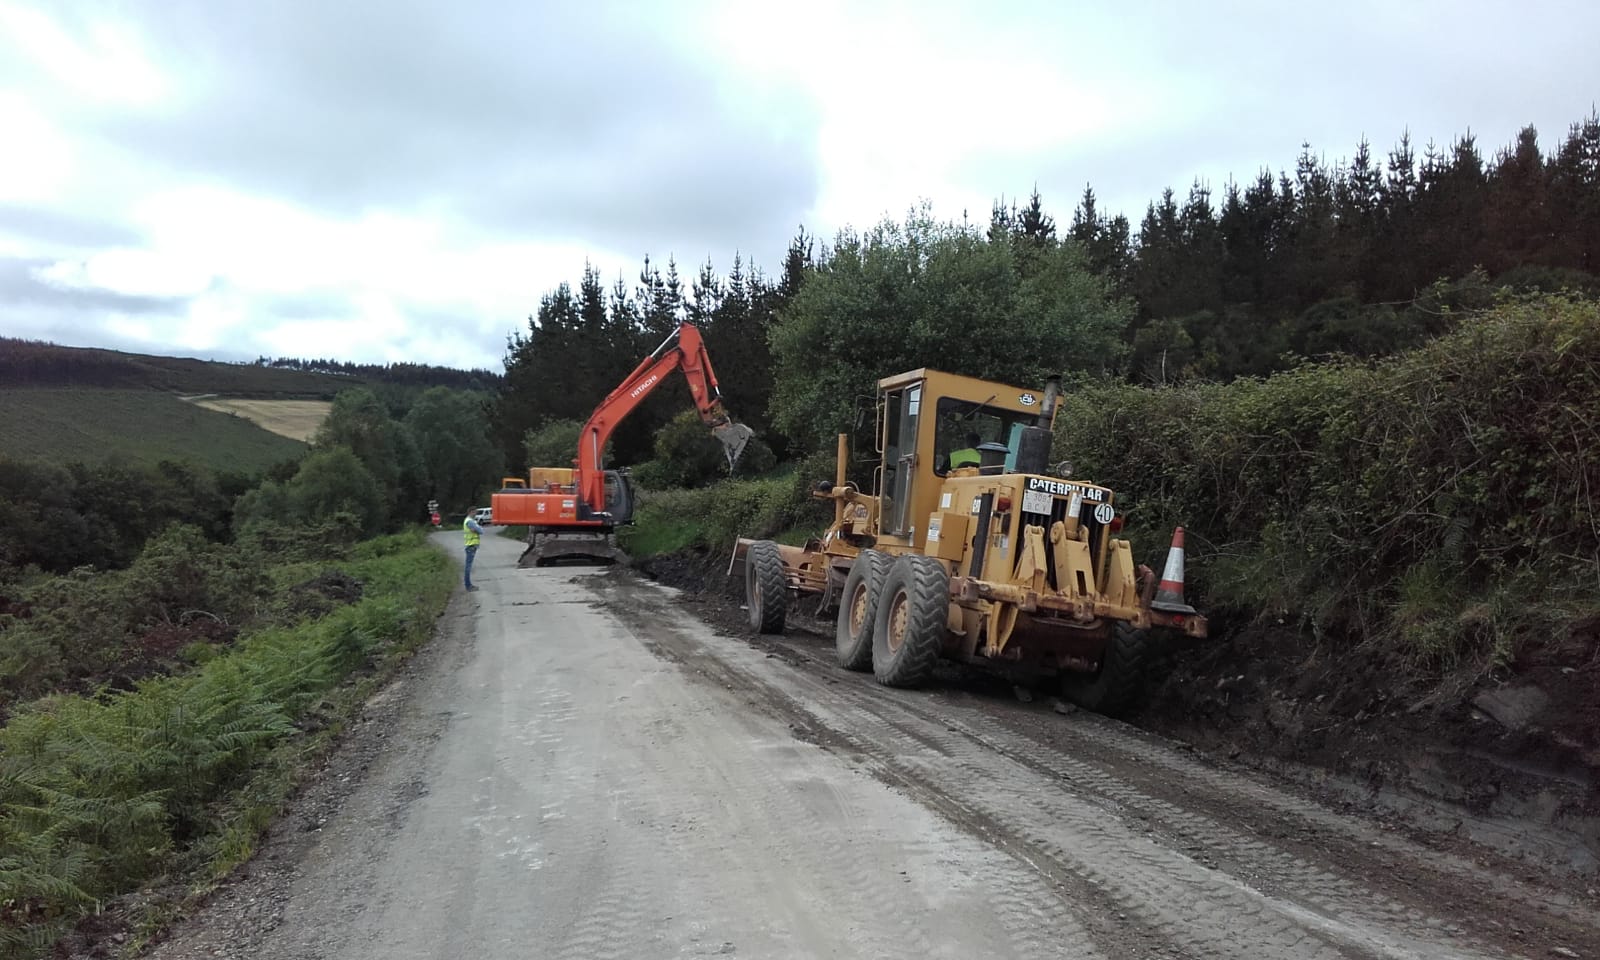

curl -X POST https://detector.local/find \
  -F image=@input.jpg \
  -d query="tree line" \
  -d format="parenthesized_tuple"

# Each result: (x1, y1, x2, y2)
(497, 244, 809, 469)
(1082, 114, 1600, 381)
(251, 356, 502, 392)
(497, 111, 1600, 471)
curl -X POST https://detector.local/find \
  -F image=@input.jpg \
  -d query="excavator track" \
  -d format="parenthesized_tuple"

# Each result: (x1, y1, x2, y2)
(519, 530, 629, 568)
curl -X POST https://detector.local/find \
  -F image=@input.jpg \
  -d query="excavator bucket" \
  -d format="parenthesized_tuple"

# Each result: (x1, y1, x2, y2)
(714, 421, 755, 470)
(518, 531, 630, 568)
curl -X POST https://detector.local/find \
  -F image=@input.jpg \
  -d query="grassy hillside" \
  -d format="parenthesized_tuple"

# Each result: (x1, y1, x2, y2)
(0, 388, 306, 473)
(190, 397, 332, 442)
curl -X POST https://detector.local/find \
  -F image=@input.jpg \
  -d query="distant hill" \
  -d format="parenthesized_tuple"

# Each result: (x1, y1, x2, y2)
(0, 338, 501, 472)
(0, 338, 502, 397)
(0, 388, 307, 474)
(0, 338, 359, 397)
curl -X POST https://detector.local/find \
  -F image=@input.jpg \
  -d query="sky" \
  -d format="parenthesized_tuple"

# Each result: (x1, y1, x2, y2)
(1, 0, 1596, 373)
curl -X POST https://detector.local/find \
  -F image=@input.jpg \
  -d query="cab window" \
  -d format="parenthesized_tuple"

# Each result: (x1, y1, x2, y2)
(934, 398, 1034, 474)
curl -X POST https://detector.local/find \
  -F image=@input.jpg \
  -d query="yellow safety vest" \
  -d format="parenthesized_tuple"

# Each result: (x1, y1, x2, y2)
(950, 447, 981, 468)
(462, 517, 481, 547)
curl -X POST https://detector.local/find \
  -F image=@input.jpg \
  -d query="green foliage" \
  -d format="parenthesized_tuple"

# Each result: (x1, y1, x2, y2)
(0, 525, 271, 706)
(287, 449, 387, 537)
(770, 204, 1131, 452)
(0, 389, 306, 475)
(1052, 292, 1600, 666)
(633, 409, 777, 489)
(522, 418, 584, 469)
(232, 449, 386, 538)
(403, 387, 503, 511)
(0, 453, 263, 574)
(313, 388, 425, 523)
(0, 531, 448, 956)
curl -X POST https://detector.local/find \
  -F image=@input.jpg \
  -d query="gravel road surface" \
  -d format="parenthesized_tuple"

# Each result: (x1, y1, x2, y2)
(146, 532, 1599, 959)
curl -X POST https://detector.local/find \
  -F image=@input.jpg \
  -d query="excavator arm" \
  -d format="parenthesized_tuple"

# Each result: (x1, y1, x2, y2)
(574, 322, 753, 515)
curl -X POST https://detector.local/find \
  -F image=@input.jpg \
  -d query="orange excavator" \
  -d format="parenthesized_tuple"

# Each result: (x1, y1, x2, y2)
(491, 321, 753, 567)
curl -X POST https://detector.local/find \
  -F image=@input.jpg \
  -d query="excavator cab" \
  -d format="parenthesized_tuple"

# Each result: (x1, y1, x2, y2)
(602, 470, 635, 525)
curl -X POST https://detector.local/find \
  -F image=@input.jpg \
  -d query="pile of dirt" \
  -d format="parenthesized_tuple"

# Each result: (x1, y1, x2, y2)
(633, 547, 756, 638)
(636, 548, 744, 603)
(1134, 614, 1599, 841)
(633, 545, 1600, 867)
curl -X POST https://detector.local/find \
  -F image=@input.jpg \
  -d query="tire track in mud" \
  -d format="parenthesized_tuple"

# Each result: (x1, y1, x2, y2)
(613, 603, 1088, 960)
(593, 576, 1561, 960)
(773, 619, 1600, 949)
(999, 709, 1600, 936)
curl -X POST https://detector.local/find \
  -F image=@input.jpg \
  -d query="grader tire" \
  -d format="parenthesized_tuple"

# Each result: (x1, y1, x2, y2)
(835, 550, 890, 671)
(1060, 621, 1151, 716)
(872, 555, 948, 688)
(745, 540, 788, 634)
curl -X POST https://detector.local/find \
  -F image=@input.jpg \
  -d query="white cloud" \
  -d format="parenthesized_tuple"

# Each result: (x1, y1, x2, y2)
(0, 92, 76, 205)
(2, 0, 1599, 372)
(0, 2, 168, 107)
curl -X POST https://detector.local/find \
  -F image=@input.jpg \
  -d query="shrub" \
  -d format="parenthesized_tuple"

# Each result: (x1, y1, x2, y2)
(522, 419, 612, 470)
(286, 449, 387, 537)
(635, 409, 776, 489)
(622, 449, 836, 557)
(1052, 291, 1600, 666)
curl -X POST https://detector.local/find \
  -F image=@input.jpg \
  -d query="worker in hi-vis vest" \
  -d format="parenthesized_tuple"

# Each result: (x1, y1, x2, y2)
(462, 514, 484, 591)
(949, 432, 983, 470)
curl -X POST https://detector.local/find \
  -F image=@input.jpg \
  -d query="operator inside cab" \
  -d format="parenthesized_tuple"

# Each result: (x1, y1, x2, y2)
(950, 432, 982, 470)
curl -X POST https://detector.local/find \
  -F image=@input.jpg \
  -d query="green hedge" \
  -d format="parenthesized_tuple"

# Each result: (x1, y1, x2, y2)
(1051, 292, 1600, 667)
(0, 531, 449, 957)
(622, 452, 835, 558)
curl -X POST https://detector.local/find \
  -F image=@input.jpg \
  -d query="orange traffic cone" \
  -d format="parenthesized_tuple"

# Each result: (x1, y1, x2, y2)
(1151, 526, 1197, 615)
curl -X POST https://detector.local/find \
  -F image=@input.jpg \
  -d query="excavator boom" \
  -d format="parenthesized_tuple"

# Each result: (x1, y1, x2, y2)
(574, 323, 751, 513)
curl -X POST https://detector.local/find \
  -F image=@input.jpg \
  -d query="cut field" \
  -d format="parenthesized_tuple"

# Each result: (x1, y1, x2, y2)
(0, 387, 306, 473)
(189, 397, 331, 442)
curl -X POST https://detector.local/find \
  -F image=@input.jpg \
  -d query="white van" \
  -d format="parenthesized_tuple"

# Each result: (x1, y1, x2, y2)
(472, 507, 494, 526)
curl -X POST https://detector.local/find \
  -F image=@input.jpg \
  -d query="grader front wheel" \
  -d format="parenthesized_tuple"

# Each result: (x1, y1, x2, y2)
(871, 555, 947, 688)
(745, 539, 788, 634)
(1060, 622, 1151, 716)
(835, 549, 889, 671)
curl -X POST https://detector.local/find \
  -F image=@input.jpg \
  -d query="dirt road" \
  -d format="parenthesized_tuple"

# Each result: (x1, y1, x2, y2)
(148, 533, 1598, 959)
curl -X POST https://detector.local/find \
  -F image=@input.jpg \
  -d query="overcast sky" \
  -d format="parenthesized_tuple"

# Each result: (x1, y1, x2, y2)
(2, 1, 1596, 372)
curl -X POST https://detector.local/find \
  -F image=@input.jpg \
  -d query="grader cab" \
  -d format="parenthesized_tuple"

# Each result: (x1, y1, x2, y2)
(730, 368, 1206, 714)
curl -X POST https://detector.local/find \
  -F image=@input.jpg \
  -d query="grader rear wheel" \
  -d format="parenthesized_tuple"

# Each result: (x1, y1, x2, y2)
(835, 549, 889, 671)
(871, 555, 947, 688)
(745, 539, 788, 634)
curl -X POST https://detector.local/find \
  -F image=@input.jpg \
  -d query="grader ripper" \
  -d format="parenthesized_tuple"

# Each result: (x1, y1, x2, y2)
(731, 368, 1206, 713)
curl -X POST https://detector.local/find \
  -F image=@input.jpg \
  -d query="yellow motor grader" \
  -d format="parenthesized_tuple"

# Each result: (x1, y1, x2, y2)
(730, 368, 1206, 714)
